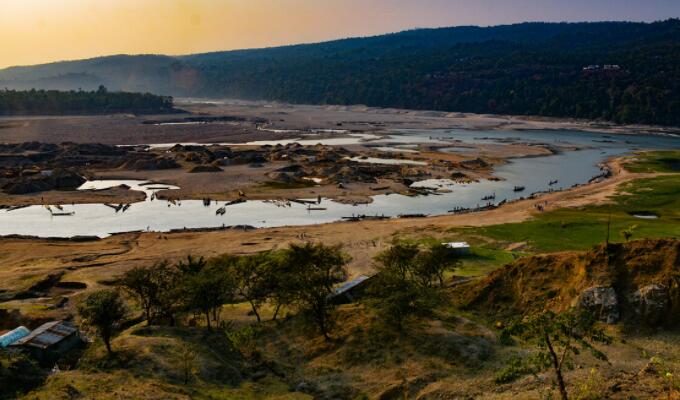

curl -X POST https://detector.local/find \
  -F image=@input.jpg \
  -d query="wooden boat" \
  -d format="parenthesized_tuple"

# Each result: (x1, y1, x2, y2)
(398, 213, 428, 218)
(51, 211, 75, 216)
(225, 198, 246, 206)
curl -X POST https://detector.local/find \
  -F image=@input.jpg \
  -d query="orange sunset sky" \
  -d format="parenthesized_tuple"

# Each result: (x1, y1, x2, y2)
(1, 0, 678, 68)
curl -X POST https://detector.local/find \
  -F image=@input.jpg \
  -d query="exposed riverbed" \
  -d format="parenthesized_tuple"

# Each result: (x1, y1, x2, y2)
(1, 129, 678, 238)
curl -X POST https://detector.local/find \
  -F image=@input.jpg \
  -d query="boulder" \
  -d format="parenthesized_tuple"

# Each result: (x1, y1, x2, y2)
(266, 172, 294, 182)
(629, 284, 670, 326)
(127, 157, 180, 170)
(577, 286, 619, 324)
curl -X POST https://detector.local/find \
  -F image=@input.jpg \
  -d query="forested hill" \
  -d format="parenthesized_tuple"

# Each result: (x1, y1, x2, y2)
(1, 20, 679, 125)
(0, 87, 174, 115)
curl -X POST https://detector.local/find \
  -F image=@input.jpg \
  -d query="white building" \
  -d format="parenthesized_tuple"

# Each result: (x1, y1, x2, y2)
(442, 242, 471, 255)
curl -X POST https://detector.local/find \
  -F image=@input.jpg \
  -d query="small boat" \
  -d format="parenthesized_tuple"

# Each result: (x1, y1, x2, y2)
(6, 205, 30, 212)
(481, 193, 496, 201)
(549, 180, 559, 186)
(289, 198, 317, 205)
(216, 207, 226, 216)
(225, 198, 246, 206)
(51, 211, 75, 216)
(307, 205, 327, 211)
(513, 186, 526, 192)
(398, 213, 428, 218)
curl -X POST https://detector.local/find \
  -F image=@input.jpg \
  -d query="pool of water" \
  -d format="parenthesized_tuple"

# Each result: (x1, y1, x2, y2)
(347, 157, 428, 166)
(1, 129, 678, 238)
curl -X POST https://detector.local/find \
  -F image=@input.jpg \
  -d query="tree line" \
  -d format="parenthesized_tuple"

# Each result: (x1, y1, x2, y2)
(0, 86, 174, 115)
(78, 241, 463, 353)
(189, 20, 680, 126)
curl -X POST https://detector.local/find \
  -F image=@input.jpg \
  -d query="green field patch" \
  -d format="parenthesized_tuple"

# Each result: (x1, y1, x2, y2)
(625, 151, 680, 173)
(459, 175, 680, 253)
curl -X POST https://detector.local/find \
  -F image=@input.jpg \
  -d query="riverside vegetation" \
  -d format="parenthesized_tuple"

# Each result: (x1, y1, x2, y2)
(0, 86, 174, 115)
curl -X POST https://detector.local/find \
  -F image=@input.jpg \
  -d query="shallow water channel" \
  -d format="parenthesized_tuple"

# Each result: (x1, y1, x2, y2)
(1, 129, 678, 238)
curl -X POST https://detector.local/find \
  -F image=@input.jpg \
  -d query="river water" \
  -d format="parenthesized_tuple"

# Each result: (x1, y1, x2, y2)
(1, 129, 678, 238)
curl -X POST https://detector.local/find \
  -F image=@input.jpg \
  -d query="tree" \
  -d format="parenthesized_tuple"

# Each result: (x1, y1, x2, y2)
(0, 351, 47, 398)
(413, 243, 461, 288)
(119, 261, 181, 326)
(370, 242, 445, 331)
(216, 253, 271, 323)
(267, 252, 297, 322)
(78, 290, 128, 355)
(182, 264, 236, 330)
(620, 224, 638, 242)
(179, 343, 197, 385)
(177, 255, 207, 275)
(504, 309, 612, 400)
(283, 242, 349, 340)
(120, 266, 155, 324)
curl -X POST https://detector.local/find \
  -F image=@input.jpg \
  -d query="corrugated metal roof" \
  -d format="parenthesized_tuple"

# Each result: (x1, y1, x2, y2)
(12, 321, 78, 349)
(333, 275, 371, 296)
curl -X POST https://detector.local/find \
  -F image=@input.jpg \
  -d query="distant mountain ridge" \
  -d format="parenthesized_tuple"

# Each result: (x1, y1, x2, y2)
(2, 20, 679, 125)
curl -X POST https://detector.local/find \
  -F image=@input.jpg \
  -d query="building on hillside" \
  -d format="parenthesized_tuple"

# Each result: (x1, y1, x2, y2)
(10, 320, 81, 363)
(442, 242, 471, 255)
(329, 275, 373, 304)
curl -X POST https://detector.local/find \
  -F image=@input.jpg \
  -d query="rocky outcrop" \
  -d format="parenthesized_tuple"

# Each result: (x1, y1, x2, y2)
(2, 169, 86, 194)
(124, 157, 180, 170)
(577, 286, 619, 324)
(629, 284, 670, 326)
(266, 172, 294, 183)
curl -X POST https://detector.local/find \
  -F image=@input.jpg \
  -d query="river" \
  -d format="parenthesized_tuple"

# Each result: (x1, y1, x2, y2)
(1, 129, 678, 238)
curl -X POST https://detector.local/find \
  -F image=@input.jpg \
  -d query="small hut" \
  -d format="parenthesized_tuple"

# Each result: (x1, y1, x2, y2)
(10, 321, 81, 363)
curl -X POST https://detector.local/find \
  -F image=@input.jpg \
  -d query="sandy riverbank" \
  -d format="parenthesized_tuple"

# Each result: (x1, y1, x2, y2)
(0, 100, 677, 146)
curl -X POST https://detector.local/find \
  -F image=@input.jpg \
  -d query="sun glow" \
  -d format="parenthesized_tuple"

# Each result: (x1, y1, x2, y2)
(1, 0, 678, 68)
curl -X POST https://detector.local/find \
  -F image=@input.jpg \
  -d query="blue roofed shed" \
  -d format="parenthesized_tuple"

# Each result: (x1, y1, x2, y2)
(10, 320, 81, 363)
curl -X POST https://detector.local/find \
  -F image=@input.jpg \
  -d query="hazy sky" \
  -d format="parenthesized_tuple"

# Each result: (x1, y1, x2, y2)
(1, 0, 679, 68)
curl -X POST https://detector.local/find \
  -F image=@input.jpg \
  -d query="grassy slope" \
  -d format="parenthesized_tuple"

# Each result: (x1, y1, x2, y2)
(624, 150, 680, 173)
(459, 175, 680, 252)
(22, 325, 311, 400)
